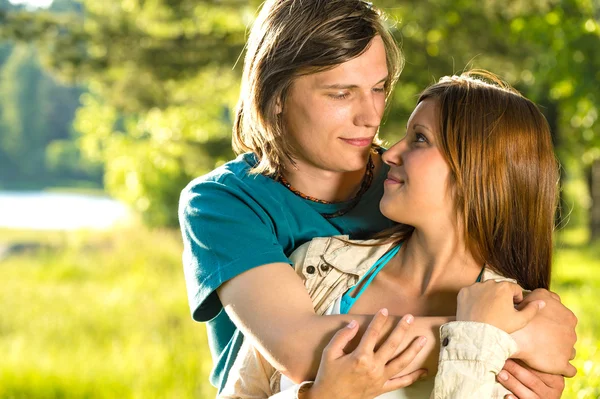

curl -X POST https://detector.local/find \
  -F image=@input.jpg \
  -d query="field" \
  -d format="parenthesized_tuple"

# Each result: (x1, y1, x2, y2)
(0, 227, 217, 399)
(0, 226, 598, 398)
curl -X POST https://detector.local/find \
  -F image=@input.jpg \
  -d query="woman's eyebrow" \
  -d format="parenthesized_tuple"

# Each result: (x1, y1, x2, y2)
(413, 123, 432, 132)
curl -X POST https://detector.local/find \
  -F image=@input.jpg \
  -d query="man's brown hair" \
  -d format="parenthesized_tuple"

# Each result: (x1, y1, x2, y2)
(232, 0, 402, 175)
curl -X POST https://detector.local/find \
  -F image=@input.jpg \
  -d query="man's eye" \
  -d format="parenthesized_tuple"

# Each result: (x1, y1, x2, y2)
(328, 92, 350, 100)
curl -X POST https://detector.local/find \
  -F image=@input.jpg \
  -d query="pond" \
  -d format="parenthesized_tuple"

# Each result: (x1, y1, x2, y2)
(0, 191, 130, 230)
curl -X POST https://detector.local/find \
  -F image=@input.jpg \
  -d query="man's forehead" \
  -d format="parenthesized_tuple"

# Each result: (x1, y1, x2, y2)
(310, 68, 388, 88)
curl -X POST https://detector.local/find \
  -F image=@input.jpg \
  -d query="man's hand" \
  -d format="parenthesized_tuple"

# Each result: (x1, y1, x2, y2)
(510, 289, 577, 377)
(456, 281, 545, 333)
(498, 359, 566, 399)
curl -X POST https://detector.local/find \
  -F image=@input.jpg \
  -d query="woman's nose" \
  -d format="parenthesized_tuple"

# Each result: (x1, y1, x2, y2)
(382, 139, 405, 166)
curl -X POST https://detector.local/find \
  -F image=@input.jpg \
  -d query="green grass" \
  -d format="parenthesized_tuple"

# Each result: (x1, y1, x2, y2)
(0, 227, 216, 399)
(554, 228, 600, 398)
(0, 226, 598, 398)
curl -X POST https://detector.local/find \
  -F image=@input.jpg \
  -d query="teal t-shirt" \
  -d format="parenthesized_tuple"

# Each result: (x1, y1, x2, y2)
(178, 152, 394, 391)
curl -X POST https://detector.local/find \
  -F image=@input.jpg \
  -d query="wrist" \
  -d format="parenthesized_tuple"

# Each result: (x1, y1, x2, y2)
(509, 347, 525, 360)
(297, 382, 317, 399)
(509, 331, 526, 360)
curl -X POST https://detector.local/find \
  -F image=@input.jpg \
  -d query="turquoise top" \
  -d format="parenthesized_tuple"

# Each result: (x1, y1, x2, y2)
(340, 245, 486, 314)
(340, 244, 402, 314)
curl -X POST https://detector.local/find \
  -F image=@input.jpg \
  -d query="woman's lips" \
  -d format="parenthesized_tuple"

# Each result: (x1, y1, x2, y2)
(385, 174, 405, 185)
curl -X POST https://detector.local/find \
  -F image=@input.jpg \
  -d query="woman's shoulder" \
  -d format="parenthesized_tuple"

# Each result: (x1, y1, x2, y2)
(481, 268, 518, 284)
(289, 236, 395, 275)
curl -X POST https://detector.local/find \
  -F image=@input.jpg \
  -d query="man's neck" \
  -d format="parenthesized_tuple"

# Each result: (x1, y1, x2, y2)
(280, 154, 381, 202)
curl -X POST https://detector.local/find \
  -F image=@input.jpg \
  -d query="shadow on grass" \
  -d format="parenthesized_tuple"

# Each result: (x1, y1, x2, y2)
(0, 374, 128, 399)
(553, 277, 587, 290)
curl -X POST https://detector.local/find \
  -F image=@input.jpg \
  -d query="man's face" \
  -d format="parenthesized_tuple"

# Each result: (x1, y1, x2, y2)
(281, 35, 389, 175)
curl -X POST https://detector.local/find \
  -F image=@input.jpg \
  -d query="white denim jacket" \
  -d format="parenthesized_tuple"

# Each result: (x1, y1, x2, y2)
(219, 236, 518, 399)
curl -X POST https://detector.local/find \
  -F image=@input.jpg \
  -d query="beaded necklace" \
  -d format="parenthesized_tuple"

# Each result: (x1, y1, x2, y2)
(276, 155, 375, 219)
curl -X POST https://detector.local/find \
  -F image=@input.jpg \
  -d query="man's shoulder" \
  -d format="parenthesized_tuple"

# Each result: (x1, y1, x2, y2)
(181, 153, 272, 195)
(188, 153, 258, 184)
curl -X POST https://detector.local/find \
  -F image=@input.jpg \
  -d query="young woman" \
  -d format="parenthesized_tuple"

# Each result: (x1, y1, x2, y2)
(179, 0, 576, 396)
(218, 71, 577, 399)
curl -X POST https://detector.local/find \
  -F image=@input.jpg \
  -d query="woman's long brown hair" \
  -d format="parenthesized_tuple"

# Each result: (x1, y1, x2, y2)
(375, 71, 559, 290)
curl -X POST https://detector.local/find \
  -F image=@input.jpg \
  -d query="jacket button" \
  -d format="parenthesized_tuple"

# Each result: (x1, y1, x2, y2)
(320, 264, 330, 272)
(442, 337, 449, 347)
(306, 266, 316, 274)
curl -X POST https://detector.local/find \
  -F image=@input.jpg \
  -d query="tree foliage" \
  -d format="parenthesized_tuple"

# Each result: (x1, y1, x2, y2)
(0, 0, 97, 188)
(1, 0, 598, 229)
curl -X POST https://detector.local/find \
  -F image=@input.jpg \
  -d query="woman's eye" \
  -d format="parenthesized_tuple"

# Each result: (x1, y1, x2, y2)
(415, 133, 428, 143)
(373, 86, 386, 93)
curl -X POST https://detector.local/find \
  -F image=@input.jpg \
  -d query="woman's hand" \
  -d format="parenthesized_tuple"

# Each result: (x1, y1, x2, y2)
(301, 309, 428, 399)
(456, 281, 545, 333)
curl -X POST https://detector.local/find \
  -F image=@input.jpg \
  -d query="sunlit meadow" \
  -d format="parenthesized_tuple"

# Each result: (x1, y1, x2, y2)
(0, 226, 598, 398)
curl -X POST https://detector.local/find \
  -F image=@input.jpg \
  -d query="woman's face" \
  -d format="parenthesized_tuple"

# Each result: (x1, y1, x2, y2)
(380, 99, 454, 229)
(280, 35, 389, 175)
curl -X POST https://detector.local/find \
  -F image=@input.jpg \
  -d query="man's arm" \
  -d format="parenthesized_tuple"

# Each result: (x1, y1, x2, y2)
(494, 289, 577, 399)
(498, 360, 566, 399)
(219, 264, 577, 386)
(218, 262, 446, 383)
(508, 289, 577, 377)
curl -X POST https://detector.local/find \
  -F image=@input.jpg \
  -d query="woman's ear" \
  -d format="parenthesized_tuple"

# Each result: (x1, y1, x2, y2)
(275, 96, 283, 114)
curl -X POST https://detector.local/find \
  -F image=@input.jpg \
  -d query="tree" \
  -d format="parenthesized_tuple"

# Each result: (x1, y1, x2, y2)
(3, 0, 598, 231)
(377, 0, 600, 240)
(0, 0, 99, 187)
(0, 44, 45, 179)
(60, 0, 259, 226)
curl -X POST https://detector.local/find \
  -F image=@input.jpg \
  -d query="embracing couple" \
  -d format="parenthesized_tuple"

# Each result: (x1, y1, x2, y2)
(179, 1, 578, 398)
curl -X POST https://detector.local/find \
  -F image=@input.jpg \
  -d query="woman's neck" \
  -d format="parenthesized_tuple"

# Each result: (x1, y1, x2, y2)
(280, 153, 381, 203)
(388, 227, 483, 296)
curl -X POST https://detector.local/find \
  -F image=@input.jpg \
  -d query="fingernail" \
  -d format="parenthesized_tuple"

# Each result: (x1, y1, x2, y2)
(419, 336, 427, 347)
(380, 308, 389, 316)
(347, 320, 357, 329)
(419, 372, 428, 380)
(405, 314, 414, 324)
(538, 301, 546, 309)
(506, 396, 515, 399)
(498, 371, 509, 381)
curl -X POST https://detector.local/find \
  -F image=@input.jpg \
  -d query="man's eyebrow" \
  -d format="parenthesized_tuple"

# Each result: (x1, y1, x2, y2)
(320, 76, 388, 90)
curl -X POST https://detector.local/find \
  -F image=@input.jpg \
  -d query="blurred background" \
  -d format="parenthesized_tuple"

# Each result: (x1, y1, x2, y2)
(0, 0, 598, 397)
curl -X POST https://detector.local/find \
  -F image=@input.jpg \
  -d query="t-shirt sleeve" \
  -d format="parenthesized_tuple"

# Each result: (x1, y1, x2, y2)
(179, 175, 291, 322)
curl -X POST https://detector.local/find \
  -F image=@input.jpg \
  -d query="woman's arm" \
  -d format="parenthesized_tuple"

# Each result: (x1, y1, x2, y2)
(431, 281, 545, 399)
(218, 262, 446, 383)
(219, 312, 427, 399)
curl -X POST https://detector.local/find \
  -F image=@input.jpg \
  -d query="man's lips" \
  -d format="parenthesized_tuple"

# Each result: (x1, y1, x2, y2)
(339, 137, 374, 147)
(385, 174, 405, 184)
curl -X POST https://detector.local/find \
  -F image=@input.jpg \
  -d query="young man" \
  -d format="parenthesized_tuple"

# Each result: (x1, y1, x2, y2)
(179, 0, 576, 396)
